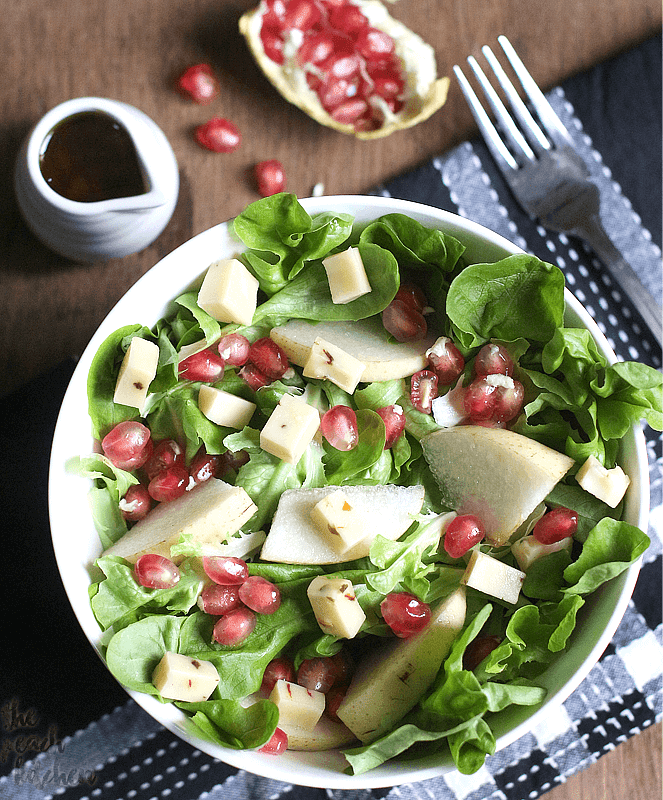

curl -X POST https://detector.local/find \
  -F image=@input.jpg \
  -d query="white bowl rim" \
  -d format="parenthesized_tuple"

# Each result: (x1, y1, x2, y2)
(48, 195, 649, 789)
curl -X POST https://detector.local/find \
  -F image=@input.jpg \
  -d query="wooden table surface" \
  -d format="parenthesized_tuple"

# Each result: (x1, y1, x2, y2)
(0, 1, 660, 796)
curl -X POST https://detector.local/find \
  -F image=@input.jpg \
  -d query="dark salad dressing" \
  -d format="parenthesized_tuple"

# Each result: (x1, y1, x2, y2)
(39, 110, 148, 202)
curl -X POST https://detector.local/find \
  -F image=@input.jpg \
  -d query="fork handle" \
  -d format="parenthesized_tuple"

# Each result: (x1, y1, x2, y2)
(574, 213, 662, 347)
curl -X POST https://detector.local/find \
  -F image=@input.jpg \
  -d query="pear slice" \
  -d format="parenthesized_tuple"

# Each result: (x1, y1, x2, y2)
(421, 426, 575, 545)
(335, 587, 467, 743)
(270, 317, 436, 382)
(280, 716, 357, 751)
(260, 484, 425, 564)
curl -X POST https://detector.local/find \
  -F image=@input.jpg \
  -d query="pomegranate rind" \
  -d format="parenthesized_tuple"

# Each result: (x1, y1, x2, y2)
(239, 0, 449, 140)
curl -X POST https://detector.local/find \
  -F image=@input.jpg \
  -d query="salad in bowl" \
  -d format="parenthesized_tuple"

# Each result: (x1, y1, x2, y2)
(49, 194, 660, 788)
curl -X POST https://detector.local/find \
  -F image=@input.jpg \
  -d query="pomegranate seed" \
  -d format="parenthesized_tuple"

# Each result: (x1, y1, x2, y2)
(463, 376, 498, 422)
(203, 556, 248, 585)
(410, 369, 439, 414)
(394, 282, 427, 311)
(189, 450, 221, 485)
(147, 464, 189, 502)
(426, 337, 465, 386)
(532, 507, 578, 544)
(194, 117, 242, 153)
(119, 484, 153, 522)
(355, 27, 395, 62)
(239, 575, 281, 614)
(176, 64, 220, 105)
(255, 159, 286, 197)
(318, 74, 359, 110)
(320, 51, 362, 80)
(144, 439, 184, 480)
(218, 333, 251, 366)
(382, 298, 427, 342)
(444, 514, 485, 558)
(331, 98, 368, 124)
(198, 583, 242, 615)
(474, 343, 514, 377)
(372, 74, 404, 100)
(134, 554, 180, 589)
(261, 657, 296, 696)
(330, 649, 354, 685)
(283, 0, 321, 31)
(325, 686, 347, 721)
(263, 0, 287, 25)
(258, 727, 288, 755)
(463, 635, 502, 671)
(352, 113, 381, 133)
(380, 592, 430, 638)
(297, 657, 338, 693)
(261, 26, 285, 64)
(328, 3, 368, 35)
(375, 404, 405, 448)
(297, 31, 336, 66)
(179, 348, 225, 382)
(102, 421, 153, 471)
(491, 376, 525, 423)
(216, 449, 251, 475)
(212, 607, 256, 646)
(239, 362, 271, 390)
(320, 405, 359, 451)
(248, 337, 289, 379)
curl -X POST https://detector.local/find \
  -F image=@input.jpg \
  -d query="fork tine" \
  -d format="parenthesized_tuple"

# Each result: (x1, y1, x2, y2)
(497, 35, 577, 150)
(481, 44, 550, 154)
(453, 64, 519, 172)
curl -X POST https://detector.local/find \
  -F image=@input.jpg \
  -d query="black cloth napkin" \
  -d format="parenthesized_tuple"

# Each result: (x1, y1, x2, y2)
(1, 33, 660, 800)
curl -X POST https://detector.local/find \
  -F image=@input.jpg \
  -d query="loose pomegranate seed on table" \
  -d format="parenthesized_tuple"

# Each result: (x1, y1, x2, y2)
(218, 333, 251, 366)
(198, 583, 242, 615)
(410, 369, 439, 414)
(248, 337, 290, 379)
(102, 421, 153, 471)
(212, 606, 256, 646)
(320, 405, 359, 451)
(443, 514, 485, 558)
(176, 64, 220, 104)
(144, 438, 184, 480)
(375, 404, 406, 448)
(119, 484, 153, 522)
(532, 507, 579, 544)
(178, 349, 225, 382)
(194, 117, 242, 153)
(147, 464, 189, 502)
(255, 159, 286, 197)
(260, 657, 296, 696)
(134, 554, 180, 589)
(203, 555, 249, 585)
(380, 592, 431, 638)
(239, 575, 281, 614)
(258, 727, 288, 755)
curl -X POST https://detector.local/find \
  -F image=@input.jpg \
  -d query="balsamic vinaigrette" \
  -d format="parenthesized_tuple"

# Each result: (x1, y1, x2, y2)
(39, 110, 148, 202)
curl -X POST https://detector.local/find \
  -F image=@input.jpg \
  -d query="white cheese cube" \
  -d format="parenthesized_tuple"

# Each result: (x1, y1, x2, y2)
(269, 680, 326, 731)
(260, 393, 320, 464)
(113, 337, 159, 411)
(197, 258, 259, 326)
(103, 478, 257, 563)
(511, 534, 573, 571)
(303, 337, 366, 393)
(575, 455, 630, 508)
(461, 550, 525, 605)
(307, 576, 366, 639)
(152, 652, 220, 702)
(310, 490, 369, 554)
(198, 385, 256, 429)
(322, 247, 371, 304)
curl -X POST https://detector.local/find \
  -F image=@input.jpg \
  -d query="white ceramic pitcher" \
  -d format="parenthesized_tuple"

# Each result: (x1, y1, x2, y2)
(14, 97, 179, 262)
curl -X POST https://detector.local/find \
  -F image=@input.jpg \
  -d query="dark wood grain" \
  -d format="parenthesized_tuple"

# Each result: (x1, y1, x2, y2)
(0, 2, 660, 793)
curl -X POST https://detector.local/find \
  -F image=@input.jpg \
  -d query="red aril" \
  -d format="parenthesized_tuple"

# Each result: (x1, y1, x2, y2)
(321, 51, 362, 80)
(260, 657, 296, 696)
(382, 298, 427, 342)
(188, 450, 221, 486)
(325, 686, 347, 721)
(212, 607, 256, 646)
(239, 362, 271, 390)
(410, 369, 438, 414)
(376, 404, 405, 448)
(297, 657, 338, 693)
(318, 74, 359, 110)
(102, 421, 153, 471)
(218, 333, 251, 366)
(320, 405, 359, 451)
(372, 74, 404, 100)
(355, 27, 395, 62)
(262, 0, 287, 26)
(330, 649, 354, 686)
(203, 556, 249, 585)
(134, 554, 180, 589)
(426, 337, 465, 386)
(328, 3, 368, 35)
(331, 98, 368, 124)
(255, 159, 286, 196)
(474, 343, 514, 377)
(147, 465, 189, 502)
(260, 26, 285, 64)
(491, 376, 525, 423)
(443, 514, 485, 558)
(194, 117, 242, 153)
(258, 727, 288, 755)
(178, 349, 225, 382)
(463, 376, 498, 422)
(119, 484, 153, 522)
(283, 0, 321, 31)
(532, 507, 578, 544)
(176, 64, 220, 105)
(248, 337, 290, 379)
(463, 635, 502, 671)
(380, 592, 430, 638)
(197, 584, 241, 615)
(297, 31, 336, 66)
(395, 282, 427, 312)
(216, 448, 251, 475)
(144, 439, 184, 480)
(239, 575, 281, 614)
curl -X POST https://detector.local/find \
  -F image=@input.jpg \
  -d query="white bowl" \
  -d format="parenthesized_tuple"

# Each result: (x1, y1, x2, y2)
(48, 196, 649, 789)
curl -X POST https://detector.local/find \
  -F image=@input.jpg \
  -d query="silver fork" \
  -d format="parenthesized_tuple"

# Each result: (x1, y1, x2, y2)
(454, 35, 662, 347)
